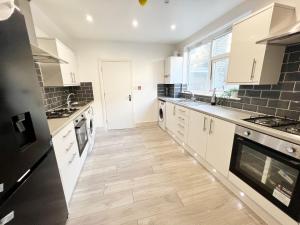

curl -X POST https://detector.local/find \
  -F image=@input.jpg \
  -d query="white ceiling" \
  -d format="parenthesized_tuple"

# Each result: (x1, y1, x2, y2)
(32, 0, 245, 44)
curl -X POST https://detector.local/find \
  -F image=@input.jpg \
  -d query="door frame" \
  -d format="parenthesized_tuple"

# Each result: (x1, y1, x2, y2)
(98, 59, 134, 130)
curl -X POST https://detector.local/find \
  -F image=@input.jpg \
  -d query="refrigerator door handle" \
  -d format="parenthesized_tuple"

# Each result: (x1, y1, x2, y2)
(0, 211, 14, 225)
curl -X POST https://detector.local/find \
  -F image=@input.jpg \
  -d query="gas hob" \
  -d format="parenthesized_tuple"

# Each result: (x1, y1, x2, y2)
(244, 116, 300, 136)
(46, 108, 79, 119)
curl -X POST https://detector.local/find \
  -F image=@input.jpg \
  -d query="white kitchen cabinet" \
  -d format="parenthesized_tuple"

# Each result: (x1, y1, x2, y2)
(166, 102, 190, 143)
(166, 102, 177, 134)
(37, 38, 80, 86)
(52, 122, 81, 206)
(205, 117, 235, 177)
(164, 56, 183, 84)
(227, 3, 295, 84)
(174, 105, 190, 143)
(187, 110, 209, 158)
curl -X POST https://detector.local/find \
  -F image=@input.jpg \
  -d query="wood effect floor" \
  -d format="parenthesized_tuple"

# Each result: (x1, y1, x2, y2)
(67, 125, 266, 225)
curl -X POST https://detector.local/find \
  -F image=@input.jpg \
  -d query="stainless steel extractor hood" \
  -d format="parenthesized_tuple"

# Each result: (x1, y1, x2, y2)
(257, 21, 300, 46)
(15, 0, 67, 64)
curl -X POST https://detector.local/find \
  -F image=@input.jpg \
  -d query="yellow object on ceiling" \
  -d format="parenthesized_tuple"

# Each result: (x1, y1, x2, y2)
(139, 0, 148, 6)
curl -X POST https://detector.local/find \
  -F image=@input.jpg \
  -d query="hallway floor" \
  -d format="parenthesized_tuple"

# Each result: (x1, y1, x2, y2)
(67, 125, 265, 225)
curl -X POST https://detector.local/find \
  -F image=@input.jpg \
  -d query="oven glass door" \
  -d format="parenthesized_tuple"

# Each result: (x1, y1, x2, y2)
(75, 119, 88, 156)
(230, 135, 300, 221)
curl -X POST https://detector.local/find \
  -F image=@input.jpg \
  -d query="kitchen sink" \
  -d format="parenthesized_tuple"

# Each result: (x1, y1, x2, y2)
(176, 99, 207, 107)
(46, 107, 79, 119)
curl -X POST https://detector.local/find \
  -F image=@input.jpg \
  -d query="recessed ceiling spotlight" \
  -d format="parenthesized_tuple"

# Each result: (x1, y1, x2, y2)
(171, 24, 176, 30)
(132, 19, 139, 28)
(86, 14, 93, 23)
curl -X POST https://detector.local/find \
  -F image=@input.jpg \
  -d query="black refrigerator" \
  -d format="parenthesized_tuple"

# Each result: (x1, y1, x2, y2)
(0, 9, 68, 225)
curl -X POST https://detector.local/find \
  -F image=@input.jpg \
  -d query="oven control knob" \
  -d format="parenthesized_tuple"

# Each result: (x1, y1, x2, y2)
(287, 147, 296, 153)
(243, 131, 251, 136)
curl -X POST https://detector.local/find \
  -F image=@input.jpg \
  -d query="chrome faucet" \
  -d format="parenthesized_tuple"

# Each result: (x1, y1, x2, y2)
(66, 93, 75, 108)
(184, 91, 196, 101)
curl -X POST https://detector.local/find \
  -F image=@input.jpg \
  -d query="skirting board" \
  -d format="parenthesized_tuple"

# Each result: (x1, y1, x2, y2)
(135, 122, 157, 128)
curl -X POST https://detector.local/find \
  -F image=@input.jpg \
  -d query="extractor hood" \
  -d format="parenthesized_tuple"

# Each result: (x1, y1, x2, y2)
(31, 44, 67, 64)
(257, 21, 300, 46)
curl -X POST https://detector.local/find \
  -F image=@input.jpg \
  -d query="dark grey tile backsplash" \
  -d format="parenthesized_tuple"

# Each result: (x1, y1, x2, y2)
(35, 63, 94, 111)
(179, 43, 300, 121)
(157, 84, 187, 98)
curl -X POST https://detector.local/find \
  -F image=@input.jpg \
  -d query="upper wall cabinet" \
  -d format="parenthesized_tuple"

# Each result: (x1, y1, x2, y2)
(37, 38, 80, 87)
(227, 3, 296, 85)
(164, 56, 183, 84)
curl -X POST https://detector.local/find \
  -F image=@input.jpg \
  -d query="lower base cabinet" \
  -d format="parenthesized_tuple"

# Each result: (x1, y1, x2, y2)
(187, 110, 208, 158)
(52, 122, 81, 206)
(205, 117, 235, 177)
(186, 109, 235, 177)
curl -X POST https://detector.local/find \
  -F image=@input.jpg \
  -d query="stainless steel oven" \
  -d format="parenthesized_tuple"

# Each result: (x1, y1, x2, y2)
(230, 126, 300, 222)
(74, 114, 88, 156)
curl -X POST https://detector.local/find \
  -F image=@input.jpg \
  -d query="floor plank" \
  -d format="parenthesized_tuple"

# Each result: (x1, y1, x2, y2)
(67, 125, 266, 225)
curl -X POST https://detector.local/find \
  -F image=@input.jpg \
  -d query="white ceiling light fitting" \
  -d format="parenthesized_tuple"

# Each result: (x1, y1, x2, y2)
(0, 0, 15, 21)
(132, 19, 138, 28)
(86, 14, 93, 23)
(171, 24, 176, 31)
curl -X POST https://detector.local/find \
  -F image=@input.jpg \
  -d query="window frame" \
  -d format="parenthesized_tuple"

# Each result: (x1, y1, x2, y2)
(187, 30, 232, 95)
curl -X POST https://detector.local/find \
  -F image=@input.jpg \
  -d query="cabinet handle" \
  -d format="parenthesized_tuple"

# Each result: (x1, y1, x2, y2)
(63, 130, 72, 138)
(65, 142, 75, 152)
(177, 123, 185, 129)
(173, 106, 176, 116)
(250, 58, 256, 81)
(209, 119, 213, 135)
(178, 116, 185, 122)
(177, 130, 184, 136)
(203, 117, 207, 131)
(68, 153, 77, 164)
(0, 211, 14, 225)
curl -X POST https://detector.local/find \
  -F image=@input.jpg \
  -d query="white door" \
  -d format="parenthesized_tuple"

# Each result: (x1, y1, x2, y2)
(101, 61, 134, 130)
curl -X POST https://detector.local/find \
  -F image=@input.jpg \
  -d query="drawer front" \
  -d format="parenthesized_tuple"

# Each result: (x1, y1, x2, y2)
(176, 105, 189, 117)
(52, 123, 79, 167)
(58, 149, 80, 203)
(175, 114, 189, 143)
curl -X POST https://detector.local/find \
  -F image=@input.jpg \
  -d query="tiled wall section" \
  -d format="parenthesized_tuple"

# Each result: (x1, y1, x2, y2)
(157, 84, 187, 98)
(70, 83, 94, 103)
(35, 64, 94, 111)
(180, 43, 300, 121)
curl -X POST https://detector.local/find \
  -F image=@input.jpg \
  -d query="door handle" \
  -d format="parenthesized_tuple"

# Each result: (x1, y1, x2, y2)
(128, 95, 132, 101)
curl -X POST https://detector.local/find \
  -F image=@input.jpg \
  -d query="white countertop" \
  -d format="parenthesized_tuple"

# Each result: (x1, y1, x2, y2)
(159, 97, 300, 145)
(47, 101, 93, 136)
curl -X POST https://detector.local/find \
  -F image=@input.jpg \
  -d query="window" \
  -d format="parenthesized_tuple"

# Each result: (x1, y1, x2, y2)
(187, 32, 238, 94)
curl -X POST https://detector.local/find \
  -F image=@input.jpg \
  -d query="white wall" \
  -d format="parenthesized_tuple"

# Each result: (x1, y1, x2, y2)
(30, 1, 74, 47)
(74, 40, 175, 128)
(177, 0, 300, 51)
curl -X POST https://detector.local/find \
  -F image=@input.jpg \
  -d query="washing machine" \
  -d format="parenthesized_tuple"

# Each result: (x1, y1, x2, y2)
(158, 100, 166, 130)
